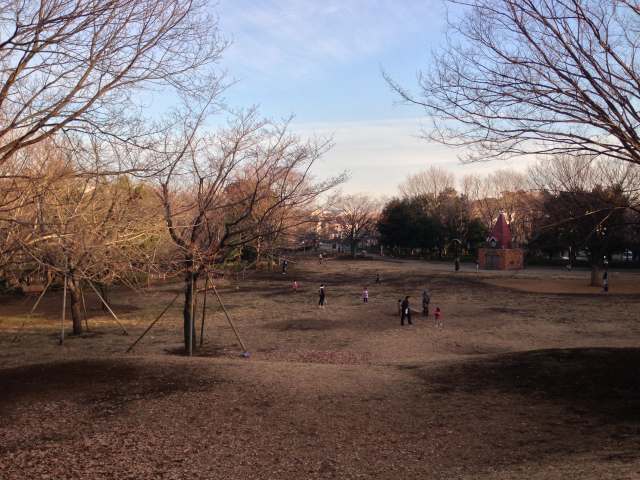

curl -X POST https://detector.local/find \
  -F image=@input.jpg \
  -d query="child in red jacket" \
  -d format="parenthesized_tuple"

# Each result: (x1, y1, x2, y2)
(434, 307, 443, 329)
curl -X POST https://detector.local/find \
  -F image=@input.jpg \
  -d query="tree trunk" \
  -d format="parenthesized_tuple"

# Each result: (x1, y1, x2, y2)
(590, 264, 602, 287)
(67, 276, 84, 335)
(183, 271, 198, 354)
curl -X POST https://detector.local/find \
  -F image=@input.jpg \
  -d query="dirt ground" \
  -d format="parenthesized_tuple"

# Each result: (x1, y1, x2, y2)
(485, 268, 640, 295)
(1, 257, 640, 479)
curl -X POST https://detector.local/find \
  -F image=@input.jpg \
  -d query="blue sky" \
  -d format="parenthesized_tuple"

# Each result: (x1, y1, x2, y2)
(215, 0, 516, 196)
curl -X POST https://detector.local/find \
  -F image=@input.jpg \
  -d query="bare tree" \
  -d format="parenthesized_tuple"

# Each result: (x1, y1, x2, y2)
(530, 156, 640, 209)
(387, 1, 640, 165)
(334, 194, 380, 257)
(15, 161, 163, 334)
(399, 166, 455, 212)
(157, 109, 344, 353)
(461, 169, 534, 244)
(0, 0, 225, 169)
(529, 157, 599, 196)
(0, 0, 228, 334)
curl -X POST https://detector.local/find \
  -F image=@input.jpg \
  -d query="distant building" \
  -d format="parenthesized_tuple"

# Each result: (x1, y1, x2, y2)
(478, 213, 524, 270)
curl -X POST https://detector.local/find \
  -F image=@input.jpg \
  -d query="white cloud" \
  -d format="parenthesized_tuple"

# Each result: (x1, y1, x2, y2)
(292, 117, 533, 197)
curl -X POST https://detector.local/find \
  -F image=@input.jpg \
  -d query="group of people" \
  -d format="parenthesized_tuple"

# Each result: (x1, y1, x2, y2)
(284, 257, 445, 327)
(317, 277, 444, 329)
(398, 291, 442, 327)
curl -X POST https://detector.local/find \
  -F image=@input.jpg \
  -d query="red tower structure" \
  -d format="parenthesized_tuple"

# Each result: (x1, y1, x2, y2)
(488, 213, 512, 248)
(478, 213, 524, 270)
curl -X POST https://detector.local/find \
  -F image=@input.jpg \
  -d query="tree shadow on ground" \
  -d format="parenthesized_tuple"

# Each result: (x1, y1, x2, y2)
(0, 359, 225, 418)
(416, 347, 640, 423)
(0, 293, 141, 321)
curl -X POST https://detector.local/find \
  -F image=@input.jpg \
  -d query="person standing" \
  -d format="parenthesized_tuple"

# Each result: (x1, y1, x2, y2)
(292, 280, 299, 292)
(454, 257, 460, 272)
(319, 253, 323, 264)
(422, 289, 430, 317)
(401, 296, 412, 326)
(319, 284, 326, 308)
(362, 287, 369, 303)
(282, 259, 288, 274)
(603, 270, 609, 293)
(434, 307, 443, 328)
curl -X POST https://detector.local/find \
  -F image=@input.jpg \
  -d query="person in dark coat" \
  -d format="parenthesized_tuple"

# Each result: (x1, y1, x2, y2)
(319, 284, 326, 308)
(401, 296, 412, 326)
(422, 289, 430, 317)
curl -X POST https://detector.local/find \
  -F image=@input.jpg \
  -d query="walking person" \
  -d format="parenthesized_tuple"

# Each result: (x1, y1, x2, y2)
(292, 280, 299, 292)
(319, 284, 326, 308)
(603, 270, 609, 293)
(454, 257, 460, 272)
(319, 253, 323, 264)
(401, 296, 412, 326)
(422, 289, 430, 317)
(362, 287, 369, 303)
(282, 259, 288, 275)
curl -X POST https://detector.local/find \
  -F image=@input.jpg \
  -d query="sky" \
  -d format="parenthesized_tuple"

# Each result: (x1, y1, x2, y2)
(214, 0, 521, 196)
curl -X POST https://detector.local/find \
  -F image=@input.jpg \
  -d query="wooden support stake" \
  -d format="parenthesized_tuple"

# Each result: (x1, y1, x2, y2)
(199, 275, 209, 347)
(212, 285, 248, 353)
(126, 292, 180, 353)
(12, 276, 54, 342)
(59, 275, 67, 345)
(87, 280, 128, 335)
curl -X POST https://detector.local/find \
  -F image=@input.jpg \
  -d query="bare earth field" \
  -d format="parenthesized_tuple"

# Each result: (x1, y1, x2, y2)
(1, 258, 640, 479)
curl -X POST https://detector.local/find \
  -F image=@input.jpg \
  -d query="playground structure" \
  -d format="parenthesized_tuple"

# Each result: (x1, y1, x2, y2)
(477, 213, 524, 270)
